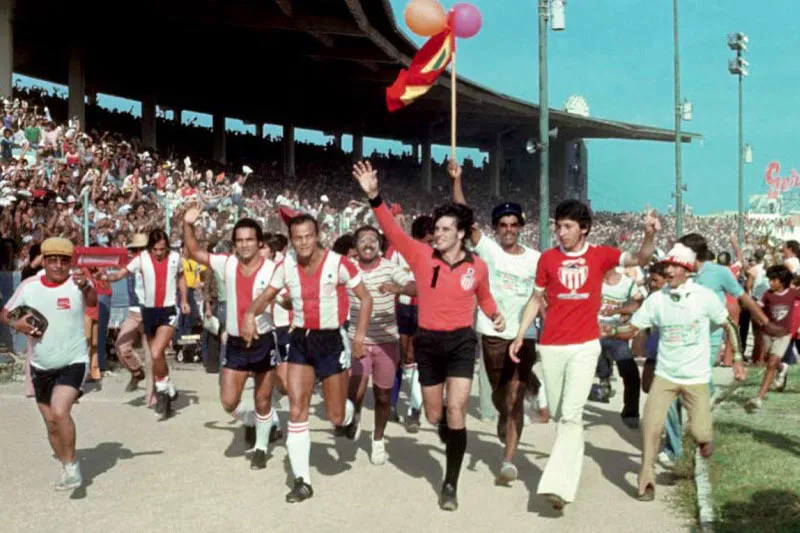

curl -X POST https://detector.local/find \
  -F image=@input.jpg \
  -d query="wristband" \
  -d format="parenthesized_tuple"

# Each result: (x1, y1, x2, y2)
(369, 195, 383, 208)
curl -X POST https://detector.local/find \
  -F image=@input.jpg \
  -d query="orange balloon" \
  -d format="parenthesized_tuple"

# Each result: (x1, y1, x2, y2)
(404, 0, 448, 37)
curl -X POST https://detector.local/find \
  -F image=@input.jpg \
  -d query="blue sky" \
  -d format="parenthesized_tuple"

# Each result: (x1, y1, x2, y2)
(13, 1, 798, 214)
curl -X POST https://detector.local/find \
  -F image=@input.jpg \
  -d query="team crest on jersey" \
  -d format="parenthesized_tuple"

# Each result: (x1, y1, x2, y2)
(558, 259, 589, 297)
(461, 267, 475, 291)
(57, 297, 71, 310)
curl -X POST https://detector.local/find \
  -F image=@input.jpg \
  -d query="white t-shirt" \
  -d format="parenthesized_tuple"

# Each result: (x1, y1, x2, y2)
(631, 279, 729, 385)
(4, 276, 89, 370)
(786, 257, 800, 275)
(750, 263, 769, 300)
(598, 272, 636, 328)
(473, 235, 540, 340)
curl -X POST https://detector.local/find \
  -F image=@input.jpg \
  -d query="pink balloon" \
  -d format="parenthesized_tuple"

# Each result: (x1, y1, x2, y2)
(449, 3, 482, 39)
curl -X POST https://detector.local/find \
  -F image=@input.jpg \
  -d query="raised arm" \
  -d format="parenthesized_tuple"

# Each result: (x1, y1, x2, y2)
(623, 209, 660, 267)
(352, 160, 429, 264)
(448, 161, 481, 246)
(182, 207, 210, 266)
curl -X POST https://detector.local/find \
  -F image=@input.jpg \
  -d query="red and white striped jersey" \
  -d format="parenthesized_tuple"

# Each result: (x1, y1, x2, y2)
(348, 258, 410, 344)
(125, 250, 182, 308)
(269, 250, 361, 330)
(386, 245, 416, 306)
(209, 254, 276, 337)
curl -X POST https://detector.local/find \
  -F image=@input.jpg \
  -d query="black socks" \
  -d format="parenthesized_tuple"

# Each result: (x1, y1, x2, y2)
(444, 428, 467, 487)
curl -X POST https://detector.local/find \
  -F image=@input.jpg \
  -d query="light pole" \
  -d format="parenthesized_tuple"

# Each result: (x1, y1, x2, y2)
(537, 0, 565, 250)
(673, 0, 693, 237)
(728, 32, 749, 245)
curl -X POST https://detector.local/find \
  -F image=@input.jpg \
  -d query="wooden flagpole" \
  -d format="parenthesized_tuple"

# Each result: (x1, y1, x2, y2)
(450, 52, 457, 162)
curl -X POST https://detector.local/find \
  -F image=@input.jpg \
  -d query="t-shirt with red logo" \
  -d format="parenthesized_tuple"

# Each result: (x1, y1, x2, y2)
(3, 275, 89, 369)
(761, 288, 800, 333)
(372, 199, 497, 331)
(535, 243, 624, 345)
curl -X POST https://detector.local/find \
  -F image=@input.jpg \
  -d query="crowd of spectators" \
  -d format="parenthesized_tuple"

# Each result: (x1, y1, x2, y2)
(1, 84, 797, 273)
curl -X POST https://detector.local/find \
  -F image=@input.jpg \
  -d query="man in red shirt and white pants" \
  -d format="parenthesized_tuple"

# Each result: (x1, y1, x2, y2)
(511, 200, 659, 511)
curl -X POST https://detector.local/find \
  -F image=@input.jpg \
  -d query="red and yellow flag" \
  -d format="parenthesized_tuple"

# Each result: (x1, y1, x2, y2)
(386, 29, 455, 112)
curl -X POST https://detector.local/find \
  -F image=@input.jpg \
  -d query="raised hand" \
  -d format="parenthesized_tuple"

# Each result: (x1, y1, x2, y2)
(447, 160, 462, 181)
(643, 206, 661, 235)
(184, 206, 201, 225)
(352, 161, 379, 200)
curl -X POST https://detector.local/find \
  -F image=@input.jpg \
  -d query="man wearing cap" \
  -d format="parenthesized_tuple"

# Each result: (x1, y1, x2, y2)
(622, 243, 745, 501)
(114, 234, 151, 396)
(449, 161, 546, 485)
(1, 237, 97, 491)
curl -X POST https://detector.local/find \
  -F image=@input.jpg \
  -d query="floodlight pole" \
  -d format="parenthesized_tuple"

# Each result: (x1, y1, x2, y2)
(737, 55, 744, 246)
(673, 0, 683, 237)
(538, 0, 550, 250)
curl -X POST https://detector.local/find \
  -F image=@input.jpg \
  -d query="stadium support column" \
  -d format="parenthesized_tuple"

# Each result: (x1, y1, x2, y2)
(212, 114, 226, 164)
(283, 123, 295, 178)
(173, 108, 182, 125)
(352, 131, 364, 162)
(490, 134, 502, 198)
(422, 138, 432, 193)
(68, 45, 86, 129)
(0, 0, 12, 99)
(141, 93, 157, 149)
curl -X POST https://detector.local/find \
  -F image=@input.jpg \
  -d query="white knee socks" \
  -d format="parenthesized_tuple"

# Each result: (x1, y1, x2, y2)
(255, 409, 273, 451)
(287, 421, 311, 483)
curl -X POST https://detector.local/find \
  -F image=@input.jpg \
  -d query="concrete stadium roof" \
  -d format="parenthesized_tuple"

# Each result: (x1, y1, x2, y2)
(10, 0, 701, 150)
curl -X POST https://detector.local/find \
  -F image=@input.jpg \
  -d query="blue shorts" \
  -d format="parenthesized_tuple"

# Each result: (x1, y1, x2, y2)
(397, 304, 418, 336)
(288, 327, 349, 379)
(141, 306, 178, 337)
(600, 338, 633, 361)
(274, 326, 291, 364)
(224, 335, 277, 374)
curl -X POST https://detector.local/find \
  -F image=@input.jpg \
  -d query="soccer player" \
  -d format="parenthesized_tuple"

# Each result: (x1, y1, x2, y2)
(448, 161, 544, 485)
(2, 238, 97, 490)
(347, 225, 415, 464)
(183, 208, 283, 469)
(241, 213, 372, 503)
(353, 160, 504, 511)
(511, 200, 659, 511)
(101, 229, 190, 420)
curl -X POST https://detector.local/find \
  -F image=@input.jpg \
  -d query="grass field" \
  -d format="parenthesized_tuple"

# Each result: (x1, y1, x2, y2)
(673, 367, 800, 532)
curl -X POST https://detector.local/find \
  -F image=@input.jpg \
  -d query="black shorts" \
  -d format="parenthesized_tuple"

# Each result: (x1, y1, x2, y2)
(288, 327, 349, 379)
(274, 326, 291, 364)
(141, 306, 178, 337)
(414, 327, 477, 386)
(224, 335, 277, 374)
(397, 304, 418, 336)
(31, 362, 87, 405)
(481, 335, 539, 393)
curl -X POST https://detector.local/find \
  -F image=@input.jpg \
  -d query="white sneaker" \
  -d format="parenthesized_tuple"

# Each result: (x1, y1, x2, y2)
(371, 437, 387, 465)
(746, 397, 763, 410)
(55, 463, 82, 491)
(657, 451, 675, 469)
(774, 363, 789, 391)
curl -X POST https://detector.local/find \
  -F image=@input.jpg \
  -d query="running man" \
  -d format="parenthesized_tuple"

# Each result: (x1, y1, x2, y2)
(353, 160, 504, 511)
(448, 161, 544, 485)
(347, 225, 416, 465)
(114, 234, 150, 396)
(183, 208, 283, 470)
(2, 238, 97, 490)
(511, 200, 660, 511)
(241, 213, 372, 503)
(102, 229, 190, 420)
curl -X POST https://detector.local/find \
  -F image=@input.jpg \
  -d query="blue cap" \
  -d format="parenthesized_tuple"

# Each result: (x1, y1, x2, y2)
(491, 202, 524, 226)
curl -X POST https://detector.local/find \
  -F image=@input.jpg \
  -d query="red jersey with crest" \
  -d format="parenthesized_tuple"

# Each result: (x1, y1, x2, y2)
(373, 200, 497, 331)
(535, 244, 623, 345)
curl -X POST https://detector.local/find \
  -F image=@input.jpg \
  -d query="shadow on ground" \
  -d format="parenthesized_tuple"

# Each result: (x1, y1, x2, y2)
(70, 442, 163, 500)
(716, 489, 800, 533)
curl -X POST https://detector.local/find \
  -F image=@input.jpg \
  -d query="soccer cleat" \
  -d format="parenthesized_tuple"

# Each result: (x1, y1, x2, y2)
(438, 483, 458, 511)
(405, 409, 421, 434)
(344, 416, 361, 441)
(250, 449, 267, 470)
(588, 383, 610, 403)
(371, 438, 387, 465)
(746, 397, 763, 411)
(622, 416, 640, 430)
(155, 391, 168, 416)
(285, 477, 314, 503)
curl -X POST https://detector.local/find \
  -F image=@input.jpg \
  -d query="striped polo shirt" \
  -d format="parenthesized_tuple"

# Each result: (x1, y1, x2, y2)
(348, 257, 410, 344)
